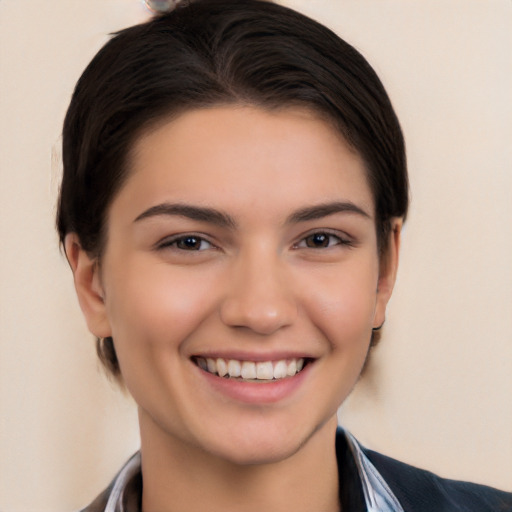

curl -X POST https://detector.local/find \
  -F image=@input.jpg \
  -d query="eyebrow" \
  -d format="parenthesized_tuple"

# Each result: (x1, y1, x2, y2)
(134, 203, 237, 229)
(286, 201, 371, 224)
(133, 200, 371, 228)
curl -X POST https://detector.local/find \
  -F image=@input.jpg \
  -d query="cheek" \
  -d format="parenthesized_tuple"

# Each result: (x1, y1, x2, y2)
(300, 259, 378, 349)
(103, 256, 219, 352)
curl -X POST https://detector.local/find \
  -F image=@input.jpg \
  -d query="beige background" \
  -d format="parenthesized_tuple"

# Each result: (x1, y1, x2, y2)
(0, 1, 511, 510)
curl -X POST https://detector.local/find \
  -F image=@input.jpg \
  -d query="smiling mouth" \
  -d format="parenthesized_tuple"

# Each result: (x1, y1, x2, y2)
(193, 357, 312, 382)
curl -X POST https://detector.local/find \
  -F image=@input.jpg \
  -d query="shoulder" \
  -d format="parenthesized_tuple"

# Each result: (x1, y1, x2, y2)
(78, 452, 142, 512)
(363, 447, 512, 512)
(78, 483, 112, 512)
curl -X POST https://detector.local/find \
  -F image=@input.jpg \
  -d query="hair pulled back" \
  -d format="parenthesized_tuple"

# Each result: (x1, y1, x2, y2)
(57, 0, 408, 378)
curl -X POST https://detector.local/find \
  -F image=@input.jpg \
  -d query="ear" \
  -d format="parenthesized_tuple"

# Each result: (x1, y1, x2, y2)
(64, 234, 112, 338)
(373, 219, 402, 329)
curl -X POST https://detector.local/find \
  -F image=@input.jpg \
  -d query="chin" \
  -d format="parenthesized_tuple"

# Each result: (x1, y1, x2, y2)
(211, 437, 303, 466)
(201, 417, 325, 467)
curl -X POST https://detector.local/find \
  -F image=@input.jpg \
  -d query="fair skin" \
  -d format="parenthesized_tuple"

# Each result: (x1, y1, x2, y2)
(66, 106, 401, 512)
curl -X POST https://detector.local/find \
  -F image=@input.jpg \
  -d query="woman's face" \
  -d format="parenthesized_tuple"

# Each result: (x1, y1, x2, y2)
(71, 106, 398, 465)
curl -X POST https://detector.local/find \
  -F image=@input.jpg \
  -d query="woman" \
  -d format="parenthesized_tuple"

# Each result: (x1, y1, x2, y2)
(57, 1, 512, 510)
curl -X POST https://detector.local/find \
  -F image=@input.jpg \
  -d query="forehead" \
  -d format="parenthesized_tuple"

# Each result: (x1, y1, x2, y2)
(118, 105, 374, 221)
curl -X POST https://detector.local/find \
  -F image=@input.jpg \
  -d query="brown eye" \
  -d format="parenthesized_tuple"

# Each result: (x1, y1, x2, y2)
(176, 236, 203, 250)
(304, 233, 333, 248)
(294, 231, 350, 250)
(158, 235, 213, 251)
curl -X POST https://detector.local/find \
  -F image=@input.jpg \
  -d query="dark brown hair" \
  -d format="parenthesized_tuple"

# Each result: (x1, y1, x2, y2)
(57, 0, 408, 378)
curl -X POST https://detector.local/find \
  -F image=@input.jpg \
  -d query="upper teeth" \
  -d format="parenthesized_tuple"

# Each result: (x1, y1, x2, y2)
(196, 357, 305, 380)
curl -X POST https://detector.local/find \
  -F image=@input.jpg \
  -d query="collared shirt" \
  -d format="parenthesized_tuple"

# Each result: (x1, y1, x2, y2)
(79, 429, 403, 512)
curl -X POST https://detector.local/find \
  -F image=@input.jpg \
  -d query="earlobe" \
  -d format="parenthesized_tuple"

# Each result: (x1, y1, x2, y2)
(64, 234, 112, 338)
(373, 219, 402, 329)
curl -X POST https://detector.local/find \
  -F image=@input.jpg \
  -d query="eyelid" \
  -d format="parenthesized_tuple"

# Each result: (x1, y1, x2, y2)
(292, 228, 354, 249)
(154, 232, 218, 251)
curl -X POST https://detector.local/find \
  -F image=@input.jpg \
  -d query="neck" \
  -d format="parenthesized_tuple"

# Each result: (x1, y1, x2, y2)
(139, 413, 340, 512)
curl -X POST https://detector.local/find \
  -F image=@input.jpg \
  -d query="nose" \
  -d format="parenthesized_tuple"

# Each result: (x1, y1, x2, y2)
(219, 250, 297, 335)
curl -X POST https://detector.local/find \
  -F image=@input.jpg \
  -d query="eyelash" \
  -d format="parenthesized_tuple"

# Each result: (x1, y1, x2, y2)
(156, 234, 216, 252)
(156, 230, 352, 252)
(293, 230, 353, 250)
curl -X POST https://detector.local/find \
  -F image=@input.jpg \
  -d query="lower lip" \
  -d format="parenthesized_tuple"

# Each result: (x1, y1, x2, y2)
(195, 363, 313, 404)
